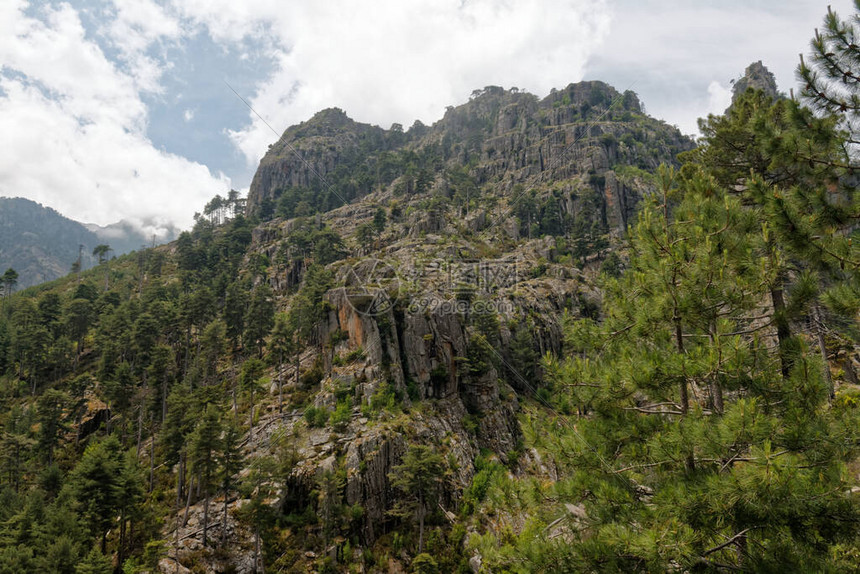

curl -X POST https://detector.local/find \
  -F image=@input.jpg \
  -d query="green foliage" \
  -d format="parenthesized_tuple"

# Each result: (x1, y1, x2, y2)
(507, 322, 539, 388)
(388, 445, 446, 553)
(244, 284, 275, 357)
(466, 333, 494, 376)
(68, 435, 143, 553)
(74, 547, 113, 574)
(289, 264, 334, 347)
(304, 406, 330, 428)
(411, 553, 439, 574)
(365, 380, 397, 416)
(0, 17, 854, 571)
(463, 455, 504, 515)
(330, 398, 352, 431)
(479, 163, 860, 571)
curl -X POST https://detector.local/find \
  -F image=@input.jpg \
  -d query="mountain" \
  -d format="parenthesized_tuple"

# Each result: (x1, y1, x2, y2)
(0, 69, 856, 574)
(84, 220, 180, 257)
(0, 197, 178, 289)
(0, 197, 100, 289)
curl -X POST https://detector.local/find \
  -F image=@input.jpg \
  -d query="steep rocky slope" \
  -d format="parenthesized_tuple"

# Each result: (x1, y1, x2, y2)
(161, 81, 694, 572)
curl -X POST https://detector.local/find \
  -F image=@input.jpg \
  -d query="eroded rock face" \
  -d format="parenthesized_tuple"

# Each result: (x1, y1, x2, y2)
(246, 83, 693, 237)
(247, 108, 390, 210)
(344, 430, 407, 542)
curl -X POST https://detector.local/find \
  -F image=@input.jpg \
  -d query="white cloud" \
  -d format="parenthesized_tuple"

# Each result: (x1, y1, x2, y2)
(175, 0, 613, 165)
(105, 0, 182, 94)
(183, 108, 194, 122)
(0, 2, 228, 232)
(707, 81, 732, 116)
(589, 0, 858, 135)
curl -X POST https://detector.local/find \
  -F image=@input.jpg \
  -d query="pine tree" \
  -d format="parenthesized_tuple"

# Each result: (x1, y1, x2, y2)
(2, 268, 18, 299)
(244, 284, 275, 358)
(218, 421, 243, 543)
(91, 245, 111, 291)
(74, 546, 112, 574)
(199, 319, 227, 383)
(388, 444, 445, 554)
(317, 468, 345, 550)
(692, 87, 858, 385)
(240, 358, 265, 441)
(36, 389, 68, 466)
(188, 404, 222, 547)
(798, 1, 860, 147)
(268, 313, 296, 412)
(796, 1, 860, 349)
(69, 435, 125, 553)
(487, 166, 860, 571)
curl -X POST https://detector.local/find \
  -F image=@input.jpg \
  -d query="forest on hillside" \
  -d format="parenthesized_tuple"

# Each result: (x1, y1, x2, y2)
(0, 4, 857, 574)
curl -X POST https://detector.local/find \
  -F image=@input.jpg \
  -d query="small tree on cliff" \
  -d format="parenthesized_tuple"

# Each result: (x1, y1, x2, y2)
(188, 404, 222, 547)
(92, 245, 111, 291)
(388, 444, 446, 554)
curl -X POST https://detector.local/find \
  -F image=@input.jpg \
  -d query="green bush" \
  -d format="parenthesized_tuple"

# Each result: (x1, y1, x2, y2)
(411, 553, 439, 574)
(304, 405, 329, 427)
(330, 398, 352, 430)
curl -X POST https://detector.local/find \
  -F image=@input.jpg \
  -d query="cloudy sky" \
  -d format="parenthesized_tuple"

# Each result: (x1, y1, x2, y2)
(0, 1, 851, 235)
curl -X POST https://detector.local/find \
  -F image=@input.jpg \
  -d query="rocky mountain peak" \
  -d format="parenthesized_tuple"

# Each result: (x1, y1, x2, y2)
(732, 60, 780, 103)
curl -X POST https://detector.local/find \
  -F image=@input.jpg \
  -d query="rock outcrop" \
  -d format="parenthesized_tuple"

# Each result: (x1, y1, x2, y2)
(731, 60, 780, 103)
(246, 82, 694, 237)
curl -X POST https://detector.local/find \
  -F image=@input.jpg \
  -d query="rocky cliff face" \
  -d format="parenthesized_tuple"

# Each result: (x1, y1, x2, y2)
(247, 82, 693, 236)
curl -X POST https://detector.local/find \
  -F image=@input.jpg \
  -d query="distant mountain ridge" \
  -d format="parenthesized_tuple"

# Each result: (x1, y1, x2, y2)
(0, 197, 177, 289)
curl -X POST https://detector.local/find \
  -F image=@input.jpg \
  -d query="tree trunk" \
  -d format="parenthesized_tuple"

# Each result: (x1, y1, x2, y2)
(162, 370, 168, 423)
(150, 430, 155, 493)
(278, 362, 283, 413)
(119, 507, 126, 564)
(254, 528, 264, 574)
(176, 452, 185, 508)
(202, 487, 210, 546)
(674, 316, 690, 414)
(812, 303, 834, 400)
(223, 489, 229, 543)
(183, 476, 194, 527)
(674, 314, 695, 471)
(709, 325, 724, 414)
(136, 404, 143, 457)
(736, 531, 747, 569)
(771, 285, 793, 378)
(418, 494, 426, 554)
(184, 327, 190, 378)
(249, 389, 255, 442)
(174, 511, 181, 574)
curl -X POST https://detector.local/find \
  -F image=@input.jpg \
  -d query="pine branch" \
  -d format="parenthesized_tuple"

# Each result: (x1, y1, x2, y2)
(701, 527, 757, 557)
